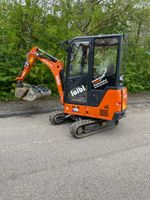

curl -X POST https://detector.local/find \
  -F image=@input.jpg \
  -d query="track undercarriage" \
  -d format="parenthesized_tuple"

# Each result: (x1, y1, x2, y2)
(49, 110, 118, 138)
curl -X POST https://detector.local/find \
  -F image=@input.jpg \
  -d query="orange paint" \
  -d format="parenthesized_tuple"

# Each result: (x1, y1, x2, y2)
(16, 47, 64, 104)
(64, 88, 127, 121)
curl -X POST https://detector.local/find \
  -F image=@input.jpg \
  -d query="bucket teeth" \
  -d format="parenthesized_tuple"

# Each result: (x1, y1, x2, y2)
(15, 83, 51, 101)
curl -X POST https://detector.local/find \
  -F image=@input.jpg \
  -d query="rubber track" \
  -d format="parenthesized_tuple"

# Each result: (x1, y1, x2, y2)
(70, 119, 100, 138)
(70, 119, 115, 138)
(49, 109, 64, 125)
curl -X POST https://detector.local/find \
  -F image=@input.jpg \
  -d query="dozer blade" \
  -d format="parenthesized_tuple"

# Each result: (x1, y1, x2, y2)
(15, 83, 51, 101)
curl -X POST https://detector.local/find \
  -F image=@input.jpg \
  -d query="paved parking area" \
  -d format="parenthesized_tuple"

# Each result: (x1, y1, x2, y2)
(0, 104, 150, 200)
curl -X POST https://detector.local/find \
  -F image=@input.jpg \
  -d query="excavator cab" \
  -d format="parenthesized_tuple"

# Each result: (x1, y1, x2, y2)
(64, 35, 122, 106)
(62, 34, 127, 137)
(15, 34, 127, 138)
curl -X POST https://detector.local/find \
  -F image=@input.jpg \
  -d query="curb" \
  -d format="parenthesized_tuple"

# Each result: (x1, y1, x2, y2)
(0, 110, 50, 118)
(0, 107, 63, 118)
(128, 100, 150, 105)
(0, 101, 149, 118)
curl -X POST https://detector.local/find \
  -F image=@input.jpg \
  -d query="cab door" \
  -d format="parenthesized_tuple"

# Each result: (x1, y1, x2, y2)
(88, 36, 121, 106)
(64, 39, 91, 105)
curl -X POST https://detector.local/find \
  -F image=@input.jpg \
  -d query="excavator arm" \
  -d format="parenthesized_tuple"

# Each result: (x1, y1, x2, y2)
(16, 47, 64, 104)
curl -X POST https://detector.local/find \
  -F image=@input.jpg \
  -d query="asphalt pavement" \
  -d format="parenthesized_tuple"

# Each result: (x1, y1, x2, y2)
(0, 102, 150, 200)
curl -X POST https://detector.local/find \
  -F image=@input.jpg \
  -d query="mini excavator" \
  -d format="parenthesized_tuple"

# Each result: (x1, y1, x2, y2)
(15, 34, 127, 138)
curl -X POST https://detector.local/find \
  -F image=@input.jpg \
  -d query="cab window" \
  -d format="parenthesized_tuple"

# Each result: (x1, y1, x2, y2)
(92, 38, 118, 89)
(70, 41, 89, 77)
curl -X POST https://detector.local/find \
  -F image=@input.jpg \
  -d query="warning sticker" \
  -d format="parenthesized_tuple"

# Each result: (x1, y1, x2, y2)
(92, 68, 108, 88)
(92, 78, 108, 88)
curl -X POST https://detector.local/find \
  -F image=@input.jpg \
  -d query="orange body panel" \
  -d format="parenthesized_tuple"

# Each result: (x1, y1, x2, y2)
(64, 88, 128, 121)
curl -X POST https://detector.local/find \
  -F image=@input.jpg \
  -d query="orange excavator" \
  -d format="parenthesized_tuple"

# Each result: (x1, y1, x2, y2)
(15, 34, 127, 138)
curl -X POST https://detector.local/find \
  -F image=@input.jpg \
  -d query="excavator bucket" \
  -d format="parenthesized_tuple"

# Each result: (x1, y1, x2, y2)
(15, 83, 51, 101)
(15, 84, 29, 99)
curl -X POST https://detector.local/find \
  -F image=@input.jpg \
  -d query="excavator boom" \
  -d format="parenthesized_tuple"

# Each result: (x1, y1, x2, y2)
(16, 47, 64, 103)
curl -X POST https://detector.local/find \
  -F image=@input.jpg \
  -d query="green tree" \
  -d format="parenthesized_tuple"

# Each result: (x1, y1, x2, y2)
(0, 0, 150, 100)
